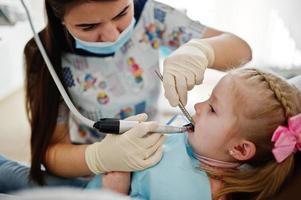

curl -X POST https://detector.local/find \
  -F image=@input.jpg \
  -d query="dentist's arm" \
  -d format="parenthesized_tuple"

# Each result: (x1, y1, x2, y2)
(163, 27, 252, 106)
(102, 172, 131, 194)
(202, 28, 252, 70)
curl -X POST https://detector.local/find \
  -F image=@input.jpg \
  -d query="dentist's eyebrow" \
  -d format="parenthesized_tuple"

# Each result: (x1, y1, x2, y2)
(76, 22, 100, 28)
(112, 5, 130, 20)
(76, 5, 130, 27)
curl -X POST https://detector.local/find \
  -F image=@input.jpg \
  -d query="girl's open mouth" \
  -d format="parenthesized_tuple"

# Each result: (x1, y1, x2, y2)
(184, 123, 195, 133)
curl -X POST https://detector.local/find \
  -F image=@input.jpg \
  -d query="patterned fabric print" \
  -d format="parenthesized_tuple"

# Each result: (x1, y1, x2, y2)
(139, 23, 166, 49)
(139, 2, 167, 49)
(76, 73, 98, 92)
(153, 0, 207, 50)
(96, 91, 110, 105)
(154, 6, 167, 23)
(72, 56, 89, 71)
(124, 57, 144, 92)
(69, 115, 105, 144)
(62, 67, 75, 88)
(62, 0, 207, 144)
(115, 101, 146, 119)
(166, 26, 193, 50)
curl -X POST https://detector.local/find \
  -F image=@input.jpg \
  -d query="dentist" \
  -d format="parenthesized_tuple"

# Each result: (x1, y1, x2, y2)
(9, 0, 251, 188)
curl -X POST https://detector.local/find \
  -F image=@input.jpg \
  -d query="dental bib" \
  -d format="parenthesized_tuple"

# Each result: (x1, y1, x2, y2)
(87, 134, 212, 200)
(130, 134, 212, 200)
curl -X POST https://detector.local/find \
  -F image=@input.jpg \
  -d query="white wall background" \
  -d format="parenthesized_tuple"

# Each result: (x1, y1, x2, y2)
(0, 0, 44, 100)
(0, 0, 301, 100)
(159, 0, 301, 68)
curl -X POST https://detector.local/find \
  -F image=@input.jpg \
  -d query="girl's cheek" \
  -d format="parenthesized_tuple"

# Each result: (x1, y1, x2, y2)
(194, 114, 203, 125)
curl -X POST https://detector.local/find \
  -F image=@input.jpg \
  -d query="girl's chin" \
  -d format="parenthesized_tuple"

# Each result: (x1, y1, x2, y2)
(187, 130, 194, 140)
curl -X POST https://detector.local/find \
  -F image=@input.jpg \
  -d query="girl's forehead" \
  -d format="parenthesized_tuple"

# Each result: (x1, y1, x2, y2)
(213, 74, 236, 95)
(213, 74, 248, 112)
(210, 76, 234, 108)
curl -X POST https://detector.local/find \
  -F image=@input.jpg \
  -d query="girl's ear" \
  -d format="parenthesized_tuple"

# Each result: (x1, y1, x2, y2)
(229, 140, 256, 161)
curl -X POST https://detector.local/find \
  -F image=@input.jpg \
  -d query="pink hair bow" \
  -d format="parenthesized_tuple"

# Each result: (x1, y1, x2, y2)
(272, 113, 301, 163)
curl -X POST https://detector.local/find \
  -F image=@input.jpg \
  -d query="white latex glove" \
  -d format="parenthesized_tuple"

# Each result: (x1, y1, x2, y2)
(163, 39, 215, 106)
(85, 113, 166, 174)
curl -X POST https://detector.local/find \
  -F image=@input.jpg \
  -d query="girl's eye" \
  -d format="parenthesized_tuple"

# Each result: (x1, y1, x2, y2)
(209, 104, 215, 113)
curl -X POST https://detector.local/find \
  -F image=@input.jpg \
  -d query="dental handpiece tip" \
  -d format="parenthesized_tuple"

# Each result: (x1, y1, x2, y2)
(184, 123, 195, 132)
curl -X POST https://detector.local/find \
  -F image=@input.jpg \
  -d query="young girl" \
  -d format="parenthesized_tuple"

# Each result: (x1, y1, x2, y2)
(19, 0, 252, 187)
(88, 68, 301, 200)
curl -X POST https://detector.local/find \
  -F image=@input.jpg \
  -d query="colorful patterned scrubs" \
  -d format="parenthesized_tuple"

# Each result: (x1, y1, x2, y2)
(59, 0, 207, 143)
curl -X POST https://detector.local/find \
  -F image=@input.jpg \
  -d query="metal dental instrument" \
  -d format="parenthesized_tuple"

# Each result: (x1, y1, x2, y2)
(155, 70, 195, 131)
(20, 0, 188, 135)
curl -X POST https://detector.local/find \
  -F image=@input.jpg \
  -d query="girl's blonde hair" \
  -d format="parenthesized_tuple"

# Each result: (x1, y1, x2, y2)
(212, 68, 301, 200)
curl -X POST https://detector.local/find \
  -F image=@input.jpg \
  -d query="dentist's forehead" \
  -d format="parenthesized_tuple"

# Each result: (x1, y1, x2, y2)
(65, 0, 131, 24)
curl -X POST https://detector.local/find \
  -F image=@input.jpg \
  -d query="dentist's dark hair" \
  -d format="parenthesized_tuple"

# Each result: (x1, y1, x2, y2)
(24, 0, 111, 185)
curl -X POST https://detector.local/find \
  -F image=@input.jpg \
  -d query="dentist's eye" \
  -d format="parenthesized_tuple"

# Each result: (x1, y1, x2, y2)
(82, 24, 97, 31)
(209, 104, 215, 113)
(114, 11, 128, 20)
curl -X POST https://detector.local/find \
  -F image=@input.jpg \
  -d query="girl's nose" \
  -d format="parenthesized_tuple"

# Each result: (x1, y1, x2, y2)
(194, 102, 206, 115)
(98, 22, 120, 42)
(194, 102, 203, 115)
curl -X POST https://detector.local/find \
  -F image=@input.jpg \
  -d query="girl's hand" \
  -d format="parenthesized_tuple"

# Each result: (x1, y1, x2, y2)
(102, 172, 131, 194)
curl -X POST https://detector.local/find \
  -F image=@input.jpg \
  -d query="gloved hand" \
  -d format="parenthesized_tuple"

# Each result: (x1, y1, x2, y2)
(85, 113, 166, 174)
(163, 39, 215, 106)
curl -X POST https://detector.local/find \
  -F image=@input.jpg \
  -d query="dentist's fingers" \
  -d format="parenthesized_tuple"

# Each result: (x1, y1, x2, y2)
(139, 133, 165, 148)
(180, 69, 195, 91)
(195, 73, 204, 85)
(127, 135, 165, 169)
(175, 75, 188, 106)
(126, 121, 159, 138)
(143, 146, 164, 167)
(144, 135, 166, 158)
(123, 113, 148, 122)
(163, 73, 179, 107)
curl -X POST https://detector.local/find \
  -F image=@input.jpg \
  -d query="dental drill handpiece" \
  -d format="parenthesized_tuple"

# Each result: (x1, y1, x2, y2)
(154, 70, 195, 131)
(93, 118, 189, 134)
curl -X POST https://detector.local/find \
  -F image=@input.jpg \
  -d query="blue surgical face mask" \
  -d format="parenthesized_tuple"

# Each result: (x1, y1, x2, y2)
(74, 18, 136, 54)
